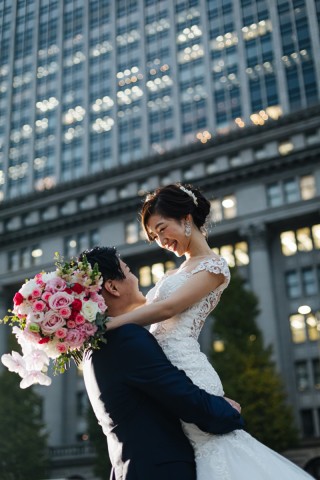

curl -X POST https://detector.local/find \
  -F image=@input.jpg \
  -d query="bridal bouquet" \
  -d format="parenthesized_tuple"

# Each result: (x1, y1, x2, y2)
(1, 254, 108, 389)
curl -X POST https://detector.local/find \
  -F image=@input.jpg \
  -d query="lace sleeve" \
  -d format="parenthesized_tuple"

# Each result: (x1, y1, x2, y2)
(191, 257, 230, 287)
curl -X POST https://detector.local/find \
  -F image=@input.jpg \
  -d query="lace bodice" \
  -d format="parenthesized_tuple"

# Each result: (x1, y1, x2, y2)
(147, 256, 230, 343)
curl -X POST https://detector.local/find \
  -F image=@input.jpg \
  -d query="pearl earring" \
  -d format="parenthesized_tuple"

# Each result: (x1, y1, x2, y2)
(185, 220, 191, 237)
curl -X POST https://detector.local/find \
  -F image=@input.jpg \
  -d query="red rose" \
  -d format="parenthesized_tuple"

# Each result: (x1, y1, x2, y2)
(71, 283, 84, 294)
(13, 292, 24, 305)
(65, 288, 73, 294)
(71, 299, 82, 311)
(38, 337, 50, 344)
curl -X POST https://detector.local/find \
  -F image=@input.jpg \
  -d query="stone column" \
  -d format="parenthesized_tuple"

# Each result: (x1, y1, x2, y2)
(240, 223, 280, 364)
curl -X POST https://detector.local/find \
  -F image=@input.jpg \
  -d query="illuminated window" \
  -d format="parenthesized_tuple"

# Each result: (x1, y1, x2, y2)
(151, 263, 164, 283)
(312, 225, 320, 248)
(234, 242, 249, 266)
(210, 199, 223, 222)
(306, 314, 319, 341)
(125, 221, 139, 244)
(212, 242, 249, 267)
(278, 140, 294, 156)
(295, 361, 309, 391)
(220, 245, 235, 267)
(300, 175, 316, 200)
(139, 261, 175, 288)
(289, 314, 306, 343)
(139, 266, 152, 287)
(222, 195, 237, 219)
(280, 231, 297, 256)
(297, 227, 313, 252)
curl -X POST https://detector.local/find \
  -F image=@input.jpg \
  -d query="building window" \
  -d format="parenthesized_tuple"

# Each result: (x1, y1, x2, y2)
(296, 227, 313, 252)
(278, 140, 294, 156)
(139, 261, 175, 288)
(312, 225, 320, 248)
(295, 361, 309, 391)
(301, 268, 317, 296)
(267, 183, 282, 207)
(300, 175, 316, 200)
(313, 359, 320, 389)
(280, 231, 297, 256)
(300, 409, 315, 438)
(212, 242, 249, 267)
(210, 195, 237, 222)
(290, 314, 306, 343)
(125, 221, 144, 244)
(283, 178, 300, 203)
(64, 230, 100, 258)
(280, 225, 320, 256)
(285, 271, 301, 298)
(289, 310, 320, 343)
(266, 174, 316, 207)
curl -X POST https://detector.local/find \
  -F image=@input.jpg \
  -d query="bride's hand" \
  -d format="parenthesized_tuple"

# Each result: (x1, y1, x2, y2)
(224, 396, 241, 413)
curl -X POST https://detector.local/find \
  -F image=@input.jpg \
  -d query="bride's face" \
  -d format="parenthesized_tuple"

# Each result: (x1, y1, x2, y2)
(146, 213, 189, 257)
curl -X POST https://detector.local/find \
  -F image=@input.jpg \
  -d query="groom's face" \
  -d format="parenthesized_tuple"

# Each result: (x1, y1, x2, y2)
(116, 260, 146, 310)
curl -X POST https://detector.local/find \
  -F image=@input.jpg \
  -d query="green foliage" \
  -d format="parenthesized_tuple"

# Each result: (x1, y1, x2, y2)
(87, 406, 111, 480)
(211, 268, 298, 452)
(0, 369, 49, 480)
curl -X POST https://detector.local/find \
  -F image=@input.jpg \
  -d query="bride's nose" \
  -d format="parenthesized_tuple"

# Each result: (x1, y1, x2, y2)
(157, 233, 167, 248)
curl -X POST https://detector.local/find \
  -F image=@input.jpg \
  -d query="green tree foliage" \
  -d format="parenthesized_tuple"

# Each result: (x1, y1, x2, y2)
(0, 368, 49, 480)
(87, 405, 111, 480)
(211, 268, 298, 452)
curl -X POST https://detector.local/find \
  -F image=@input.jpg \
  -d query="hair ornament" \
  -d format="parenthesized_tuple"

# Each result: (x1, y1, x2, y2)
(179, 185, 198, 206)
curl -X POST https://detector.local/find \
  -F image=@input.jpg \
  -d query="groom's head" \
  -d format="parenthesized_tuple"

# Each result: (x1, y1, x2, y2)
(78, 246, 145, 315)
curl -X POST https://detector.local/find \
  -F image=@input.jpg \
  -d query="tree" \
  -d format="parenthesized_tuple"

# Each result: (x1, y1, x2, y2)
(211, 268, 298, 452)
(0, 368, 49, 480)
(86, 405, 111, 479)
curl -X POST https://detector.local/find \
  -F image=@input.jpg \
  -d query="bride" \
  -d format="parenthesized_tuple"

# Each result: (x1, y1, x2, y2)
(106, 183, 313, 479)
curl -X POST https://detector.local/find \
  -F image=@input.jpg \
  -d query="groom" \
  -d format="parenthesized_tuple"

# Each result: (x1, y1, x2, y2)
(82, 246, 244, 480)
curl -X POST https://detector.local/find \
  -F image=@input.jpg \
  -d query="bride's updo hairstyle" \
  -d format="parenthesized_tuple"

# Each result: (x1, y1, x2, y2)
(140, 183, 211, 241)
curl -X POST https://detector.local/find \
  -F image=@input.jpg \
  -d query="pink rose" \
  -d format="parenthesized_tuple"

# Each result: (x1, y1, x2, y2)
(81, 322, 98, 336)
(41, 311, 66, 335)
(98, 301, 107, 313)
(66, 329, 85, 348)
(75, 314, 85, 325)
(13, 292, 24, 305)
(56, 343, 67, 353)
(59, 306, 71, 318)
(55, 328, 67, 339)
(35, 273, 45, 286)
(66, 320, 76, 329)
(33, 300, 46, 313)
(32, 288, 42, 298)
(45, 277, 67, 293)
(42, 291, 52, 303)
(48, 292, 73, 310)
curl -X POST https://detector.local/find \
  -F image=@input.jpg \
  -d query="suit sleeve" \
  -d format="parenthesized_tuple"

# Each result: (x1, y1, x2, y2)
(120, 325, 244, 435)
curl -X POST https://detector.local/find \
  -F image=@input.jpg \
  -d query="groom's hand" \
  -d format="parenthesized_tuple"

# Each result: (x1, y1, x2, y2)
(224, 397, 241, 413)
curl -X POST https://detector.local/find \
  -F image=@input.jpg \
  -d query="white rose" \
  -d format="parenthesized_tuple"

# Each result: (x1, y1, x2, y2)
(42, 272, 58, 282)
(81, 300, 100, 323)
(20, 279, 38, 297)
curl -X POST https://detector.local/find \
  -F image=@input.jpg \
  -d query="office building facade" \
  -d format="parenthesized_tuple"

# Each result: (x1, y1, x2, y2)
(1, 0, 320, 478)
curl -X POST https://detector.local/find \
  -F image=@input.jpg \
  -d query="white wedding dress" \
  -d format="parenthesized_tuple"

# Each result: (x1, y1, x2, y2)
(147, 256, 313, 480)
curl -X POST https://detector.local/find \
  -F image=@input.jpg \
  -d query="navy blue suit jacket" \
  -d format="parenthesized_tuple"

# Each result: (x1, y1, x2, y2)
(83, 324, 244, 480)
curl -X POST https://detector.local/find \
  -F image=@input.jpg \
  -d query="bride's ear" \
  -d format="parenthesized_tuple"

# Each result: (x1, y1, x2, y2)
(103, 279, 120, 297)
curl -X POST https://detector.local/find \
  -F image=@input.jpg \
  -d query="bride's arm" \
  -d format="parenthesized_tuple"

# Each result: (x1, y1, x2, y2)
(106, 270, 225, 330)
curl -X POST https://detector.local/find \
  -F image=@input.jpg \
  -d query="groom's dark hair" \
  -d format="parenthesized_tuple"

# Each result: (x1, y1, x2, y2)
(78, 246, 125, 284)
